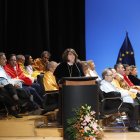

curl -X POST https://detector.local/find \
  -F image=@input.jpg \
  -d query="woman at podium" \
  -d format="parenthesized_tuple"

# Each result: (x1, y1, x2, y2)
(54, 48, 84, 83)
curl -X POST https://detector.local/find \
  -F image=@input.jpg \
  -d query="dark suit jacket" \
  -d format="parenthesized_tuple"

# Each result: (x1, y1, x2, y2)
(128, 75, 140, 86)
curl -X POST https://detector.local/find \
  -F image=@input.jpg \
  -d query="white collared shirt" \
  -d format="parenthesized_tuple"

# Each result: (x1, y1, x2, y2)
(100, 79, 134, 103)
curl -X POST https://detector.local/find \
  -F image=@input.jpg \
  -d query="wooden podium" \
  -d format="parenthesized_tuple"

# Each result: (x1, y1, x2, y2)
(60, 77, 99, 140)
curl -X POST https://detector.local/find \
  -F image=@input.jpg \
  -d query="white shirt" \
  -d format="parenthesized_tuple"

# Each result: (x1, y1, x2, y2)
(25, 65, 34, 75)
(100, 80, 134, 103)
(85, 69, 101, 81)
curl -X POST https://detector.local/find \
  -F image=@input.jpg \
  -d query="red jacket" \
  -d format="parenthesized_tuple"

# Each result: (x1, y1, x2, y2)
(4, 64, 32, 86)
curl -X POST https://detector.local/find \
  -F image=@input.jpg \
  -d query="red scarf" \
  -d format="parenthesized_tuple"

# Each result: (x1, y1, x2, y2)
(123, 74, 134, 87)
(4, 64, 32, 86)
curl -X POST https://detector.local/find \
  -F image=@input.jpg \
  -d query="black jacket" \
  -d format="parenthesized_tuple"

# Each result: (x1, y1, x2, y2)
(53, 62, 84, 83)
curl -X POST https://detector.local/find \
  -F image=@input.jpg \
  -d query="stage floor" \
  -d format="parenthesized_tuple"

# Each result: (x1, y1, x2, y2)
(0, 132, 140, 140)
(0, 114, 140, 140)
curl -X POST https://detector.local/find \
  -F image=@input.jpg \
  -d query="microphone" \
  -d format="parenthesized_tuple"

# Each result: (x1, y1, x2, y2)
(75, 63, 81, 77)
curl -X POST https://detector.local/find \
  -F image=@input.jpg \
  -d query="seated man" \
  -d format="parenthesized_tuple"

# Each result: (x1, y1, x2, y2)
(0, 52, 23, 118)
(100, 68, 140, 132)
(114, 63, 140, 95)
(42, 61, 59, 112)
(32, 51, 51, 73)
(0, 85, 22, 118)
(110, 68, 137, 99)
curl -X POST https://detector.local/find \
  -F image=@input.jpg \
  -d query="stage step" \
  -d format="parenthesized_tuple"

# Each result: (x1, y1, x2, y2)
(0, 115, 63, 137)
(35, 128, 63, 137)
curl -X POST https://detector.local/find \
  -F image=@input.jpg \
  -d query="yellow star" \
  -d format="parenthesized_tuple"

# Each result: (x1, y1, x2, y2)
(119, 58, 122, 61)
(131, 52, 134, 55)
(122, 54, 125, 57)
(126, 51, 129, 54)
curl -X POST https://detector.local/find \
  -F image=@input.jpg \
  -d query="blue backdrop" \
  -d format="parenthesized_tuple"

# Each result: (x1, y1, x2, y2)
(85, 0, 140, 77)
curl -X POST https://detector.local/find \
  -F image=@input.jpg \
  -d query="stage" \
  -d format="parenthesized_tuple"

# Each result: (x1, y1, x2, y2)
(0, 115, 140, 140)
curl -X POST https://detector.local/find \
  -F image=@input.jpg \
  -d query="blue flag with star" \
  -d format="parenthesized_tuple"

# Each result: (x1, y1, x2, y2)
(116, 32, 135, 65)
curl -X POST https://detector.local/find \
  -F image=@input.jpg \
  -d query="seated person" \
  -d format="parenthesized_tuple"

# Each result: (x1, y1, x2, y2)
(0, 52, 23, 117)
(110, 68, 137, 99)
(81, 61, 91, 76)
(24, 55, 40, 79)
(114, 63, 140, 95)
(100, 68, 133, 104)
(42, 61, 59, 113)
(81, 61, 101, 83)
(16, 54, 35, 82)
(32, 51, 51, 73)
(100, 68, 140, 132)
(123, 64, 138, 87)
(87, 60, 101, 81)
(128, 65, 140, 86)
(0, 86, 22, 118)
(4, 54, 43, 107)
(43, 61, 59, 91)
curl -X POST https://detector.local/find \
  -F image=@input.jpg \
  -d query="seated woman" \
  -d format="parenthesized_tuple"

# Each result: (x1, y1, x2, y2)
(81, 61, 90, 76)
(24, 55, 40, 79)
(87, 60, 101, 81)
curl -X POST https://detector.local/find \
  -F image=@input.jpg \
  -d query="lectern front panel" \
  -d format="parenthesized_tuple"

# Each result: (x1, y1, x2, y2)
(62, 84, 99, 140)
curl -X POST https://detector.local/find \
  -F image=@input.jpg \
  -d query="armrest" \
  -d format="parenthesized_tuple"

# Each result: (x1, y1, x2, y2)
(43, 90, 59, 96)
(101, 97, 123, 102)
(100, 97, 123, 112)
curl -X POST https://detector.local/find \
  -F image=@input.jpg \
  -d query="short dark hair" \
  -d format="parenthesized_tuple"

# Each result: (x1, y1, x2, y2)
(114, 63, 122, 70)
(7, 54, 16, 61)
(123, 64, 129, 70)
(41, 51, 51, 58)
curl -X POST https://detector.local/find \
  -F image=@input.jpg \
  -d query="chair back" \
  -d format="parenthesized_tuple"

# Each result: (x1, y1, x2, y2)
(37, 74, 46, 94)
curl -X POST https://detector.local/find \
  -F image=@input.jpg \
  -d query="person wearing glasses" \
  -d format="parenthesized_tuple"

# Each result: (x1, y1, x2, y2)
(100, 68, 140, 132)
(100, 68, 133, 103)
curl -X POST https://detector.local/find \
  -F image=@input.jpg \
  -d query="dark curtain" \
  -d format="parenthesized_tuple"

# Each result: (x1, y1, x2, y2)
(0, 0, 85, 62)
